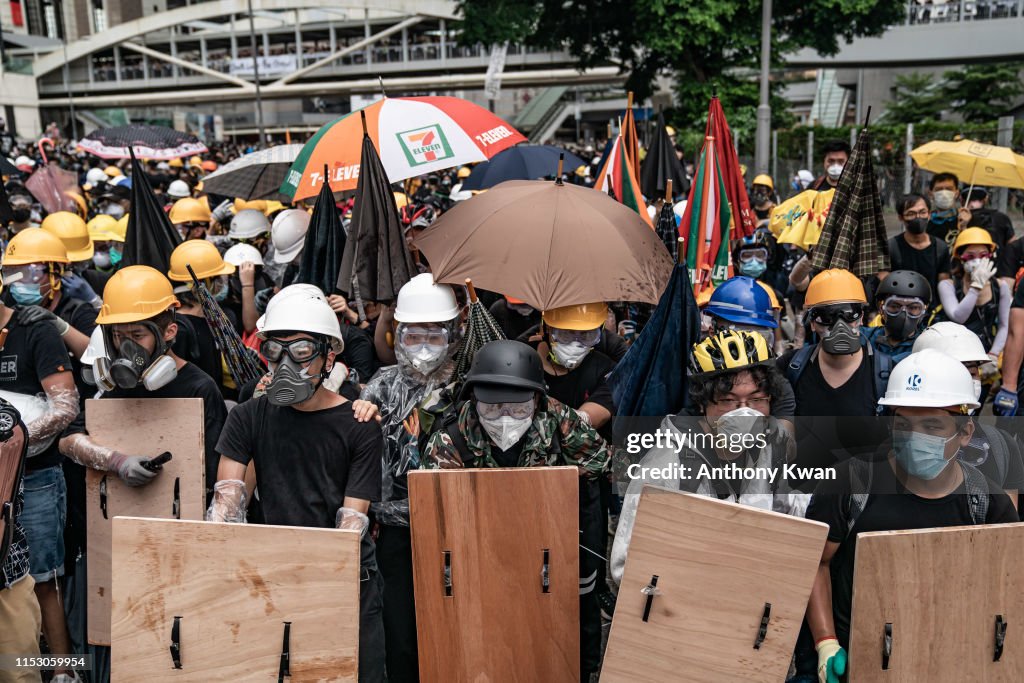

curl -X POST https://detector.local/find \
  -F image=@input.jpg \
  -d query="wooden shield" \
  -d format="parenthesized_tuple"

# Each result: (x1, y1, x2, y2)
(409, 467, 579, 682)
(86, 398, 205, 646)
(849, 523, 1024, 682)
(111, 517, 360, 681)
(602, 487, 828, 682)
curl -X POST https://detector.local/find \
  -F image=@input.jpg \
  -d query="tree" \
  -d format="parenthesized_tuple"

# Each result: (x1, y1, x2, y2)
(942, 63, 1024, 123)
(882, 72, 945, 125)
(457, 0, 903, 135)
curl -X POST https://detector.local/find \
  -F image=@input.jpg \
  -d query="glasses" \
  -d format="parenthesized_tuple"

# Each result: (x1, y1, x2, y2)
(902, 210, 930, 220)
(737, 247, 769, 262)
(882, 296, 926, 318)
(398, 325, 449, 351)
(549, 327, 601, 347)
(711, 396, 770, 412)
(807, 306, 863, 326)
(476, 399, 535, 420)
(261, 337, 324, 363)
(1, 263, 49, 286)
(959, 251, 992, 262)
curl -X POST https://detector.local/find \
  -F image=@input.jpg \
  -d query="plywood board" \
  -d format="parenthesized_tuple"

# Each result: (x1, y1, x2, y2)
(849, 523, 1024, 682)
(111, 517, 360, 681)
(86, 398, 205, 646)
(602, 487, 829, 682)
(409, 467, 580, 682)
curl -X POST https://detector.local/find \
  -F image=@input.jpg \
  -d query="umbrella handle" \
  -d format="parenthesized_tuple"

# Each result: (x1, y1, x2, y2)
(465, 278, 478, 304)
(37, 137, 54, 165)
(665, 179, 673, 203)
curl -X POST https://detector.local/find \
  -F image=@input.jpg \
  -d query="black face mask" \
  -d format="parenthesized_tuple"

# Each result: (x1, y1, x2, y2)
(905, 218, 927, 235)
(11, 208, 30, 223)
(820, 320, 860, 355)
(883, 311, 919, 342)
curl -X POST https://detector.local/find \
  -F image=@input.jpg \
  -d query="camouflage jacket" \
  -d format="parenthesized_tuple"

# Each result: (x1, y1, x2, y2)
(423, 396, 609, 477)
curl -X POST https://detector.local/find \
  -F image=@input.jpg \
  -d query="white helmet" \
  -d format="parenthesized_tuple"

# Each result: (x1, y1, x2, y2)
(80, 326, 108, 366)
(878, 348, 980, 411)
(394, 273, 459, 323)
(229, 208, 271, 239)
(271, 209, 311, 265)
(85, 168, 109, 187)
(167, 179, 191, 199)
(912, 322, 989, 364)
(257, 284, 343, 352)
(223, 243, 265, 267)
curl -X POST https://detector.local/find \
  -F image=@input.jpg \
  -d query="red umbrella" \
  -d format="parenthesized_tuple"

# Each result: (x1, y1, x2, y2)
(704, 98, 755, 240)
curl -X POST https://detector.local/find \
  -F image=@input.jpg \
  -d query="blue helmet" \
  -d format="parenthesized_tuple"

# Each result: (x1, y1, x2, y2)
(705, 276, 778, 328)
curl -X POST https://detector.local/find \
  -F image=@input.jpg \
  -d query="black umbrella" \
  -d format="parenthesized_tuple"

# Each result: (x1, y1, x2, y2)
(0, 156, 16, 176)
(77, 124, 207, 160)
(461, 145, 587, 191)
(338, 112, 417, 311)
(654, 180, 679, 262)
(640, 112, 689, 200)
(296, 164, 346, 296)
(122, 149, 182, 273)
(0, 181, 14, 227)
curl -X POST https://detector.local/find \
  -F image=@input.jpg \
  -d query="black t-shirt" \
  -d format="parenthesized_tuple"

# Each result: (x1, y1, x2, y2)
(926, 214, 959, 247)
(340, 323, 377, 384)
(966, 208, 1015, 251)
(217, 397, 381, 528)
(887, 234, 951, 300)
(488, 299, 542, 341)
(172, 313, 224, 392)
(998, 238, 1024, 281)
(65, 362, 228, 490)
(541, 348, 616, 441)
(806, 458, 1018, 647)
(0, 313, 74, 470)
(779, 347, 878, 418)
(82, 268, 114, 298)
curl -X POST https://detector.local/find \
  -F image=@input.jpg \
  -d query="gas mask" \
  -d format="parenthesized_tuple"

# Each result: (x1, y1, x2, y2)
(751, 191, 769, 205)
(261, 336, 330, 406)
(99, 322, 178, 391)
(882, 311, 919, 342)
(820, 320, 860, 355)
(932, 190, 956, 211)
(826, 164, 844, 181)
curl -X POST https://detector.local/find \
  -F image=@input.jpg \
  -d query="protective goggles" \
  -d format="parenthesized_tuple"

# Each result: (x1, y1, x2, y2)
(1, 263, 50, 286)
(737, 247, 769, 262)
(398, 325, 449, 351)
(807, 305, 863, 326)
(549, 326, 601, 347)
(476, 399, 535, 420)
(959, 251, 993, 262)
(260, 337, 326, 364)
(882, 296, 926, 318)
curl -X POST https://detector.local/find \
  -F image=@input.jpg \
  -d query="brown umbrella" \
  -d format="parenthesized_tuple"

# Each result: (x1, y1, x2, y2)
(414, 179, 673, 311)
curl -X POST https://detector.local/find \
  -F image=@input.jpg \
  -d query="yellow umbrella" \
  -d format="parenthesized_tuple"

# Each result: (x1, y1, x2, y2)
(910, 139, 1024, 190)
(772, 189, 835, 250)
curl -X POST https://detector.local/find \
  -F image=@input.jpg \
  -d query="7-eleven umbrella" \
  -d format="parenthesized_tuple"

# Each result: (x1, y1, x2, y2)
(680, 135, 732, 294)
(281, 96, 526, 201)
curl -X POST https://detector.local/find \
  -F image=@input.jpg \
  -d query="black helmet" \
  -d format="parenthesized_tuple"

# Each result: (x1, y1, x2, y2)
(875, 270, 932, 306)
(460, 340, 546, 403)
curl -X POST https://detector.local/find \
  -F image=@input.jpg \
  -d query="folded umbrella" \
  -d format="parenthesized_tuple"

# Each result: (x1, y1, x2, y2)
(414, 179, 673, 311)
(186, 265, 264, 387)
(296, 165, 346, 296)
(452, 279, 506, 382)
(121, 149, 182, 273)
(641, 112, 689, 200)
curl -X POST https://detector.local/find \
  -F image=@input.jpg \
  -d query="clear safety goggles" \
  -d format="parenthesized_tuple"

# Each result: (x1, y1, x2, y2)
(737, 247, 769, 263)
(476, 399, 535, 420)
(261, 337, 324, 364)
(1, 263, 50, 286)
(398, 325, 449, 351)
(882, 296, 926, 318)
(549, 326, 601, 347)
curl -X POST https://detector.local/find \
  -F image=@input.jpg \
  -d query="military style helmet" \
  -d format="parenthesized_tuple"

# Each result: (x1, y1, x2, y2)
(690, 330, 773, 376)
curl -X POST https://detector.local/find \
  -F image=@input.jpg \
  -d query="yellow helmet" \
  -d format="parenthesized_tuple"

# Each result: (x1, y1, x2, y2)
(64, 191, 87, 217)
(168, 158, 184, 168)
(41, 212, 93, 261)
(104, 165, 123, 177)
(542, 302, 608, 331)
(117, 214, 129, 237)
(3, 228, 70, 265)
(804, 269, 866, 308)
(752, 174, 774, 191)
(952, 227, 996, 256)
(96, 266, 180, 324)
(87, 214, 125, 243)
(690, 330, 773, 376)
(263, 200, 285, 216)
(457, 166, 472, 179)
(168, 239, 235, 282)
(189, 155, 203, 168)
(234, 198, 268, 214)
(169, 197, 212, 225)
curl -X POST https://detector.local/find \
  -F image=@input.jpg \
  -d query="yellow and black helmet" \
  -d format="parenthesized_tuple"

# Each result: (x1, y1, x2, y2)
(690, 330, 773, 376)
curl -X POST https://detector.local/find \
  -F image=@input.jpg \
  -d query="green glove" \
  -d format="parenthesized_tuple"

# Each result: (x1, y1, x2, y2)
(816, 637, 847, 683)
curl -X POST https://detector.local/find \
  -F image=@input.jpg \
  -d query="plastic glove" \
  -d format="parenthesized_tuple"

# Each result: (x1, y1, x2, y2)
(61, 272, 99, 304)
(969, 259, 996, 290)
(979, 359, 1000, 383)
(816, 638, 846, 683)
(17, 305, 70, 336)
(206, 479, 247, 523)
(108, 452, 160, 487)
(994, 387, 1019, 416)
(335, 507, 369, 538)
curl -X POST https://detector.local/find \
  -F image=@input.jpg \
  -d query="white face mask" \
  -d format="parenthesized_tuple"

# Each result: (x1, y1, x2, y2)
(826, 164, 844, 180)
(973, 379, 983, 402)
(714, 406, 766, 441)
(408, 344, 447, 374)
(551, 341, 591, 369)
(479, 414, 533, 451)
(933, 189, 956, 211)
